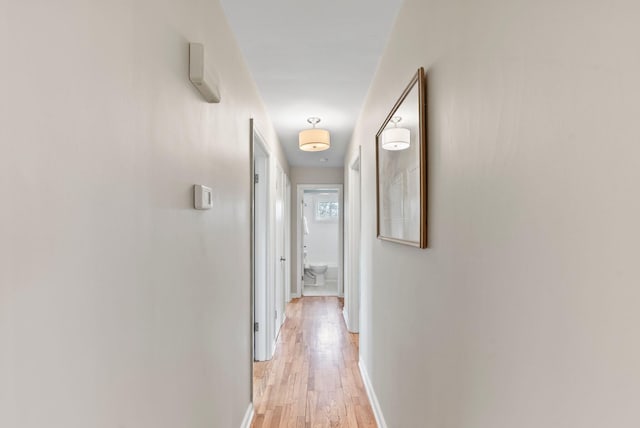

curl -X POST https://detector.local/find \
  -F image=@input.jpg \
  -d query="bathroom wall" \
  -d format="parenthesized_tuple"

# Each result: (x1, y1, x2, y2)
(0, 0, 287, 427)
(344, 0, 640, 426)
(303, 192, 340, 267)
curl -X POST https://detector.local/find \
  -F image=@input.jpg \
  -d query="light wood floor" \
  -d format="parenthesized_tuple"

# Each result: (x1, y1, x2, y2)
(252, 297, 376, 428)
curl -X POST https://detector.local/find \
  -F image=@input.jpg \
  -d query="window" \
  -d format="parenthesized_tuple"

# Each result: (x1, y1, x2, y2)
(315, 201, 339, 220)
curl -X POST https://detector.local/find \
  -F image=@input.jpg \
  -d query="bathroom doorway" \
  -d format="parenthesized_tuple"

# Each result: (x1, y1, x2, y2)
(296, 184, 343, 297)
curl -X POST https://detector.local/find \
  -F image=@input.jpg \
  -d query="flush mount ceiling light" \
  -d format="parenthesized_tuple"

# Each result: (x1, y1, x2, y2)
(381, 116, 410, 151)
(299, 117, 330, 152)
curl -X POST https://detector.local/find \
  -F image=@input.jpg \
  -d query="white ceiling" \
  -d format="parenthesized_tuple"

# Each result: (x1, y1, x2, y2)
(220, 0, 404, 167)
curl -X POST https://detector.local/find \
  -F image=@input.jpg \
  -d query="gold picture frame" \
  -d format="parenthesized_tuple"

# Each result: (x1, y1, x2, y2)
(375, 67, 427, 248)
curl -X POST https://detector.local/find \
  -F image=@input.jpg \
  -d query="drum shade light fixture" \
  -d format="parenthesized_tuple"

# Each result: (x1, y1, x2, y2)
(299, 117, 330, 152)
(381, 116, 410, 151)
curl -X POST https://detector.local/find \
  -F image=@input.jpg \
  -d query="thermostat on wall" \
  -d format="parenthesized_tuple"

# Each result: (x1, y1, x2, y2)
(194, 185, 213, 210)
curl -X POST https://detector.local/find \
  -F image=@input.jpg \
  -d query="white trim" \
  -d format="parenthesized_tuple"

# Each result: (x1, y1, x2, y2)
(240, 402, 254, 428)
(342, 308, 349, 328)
(290, 292, 301, 299)
(358, 359, 388, 428)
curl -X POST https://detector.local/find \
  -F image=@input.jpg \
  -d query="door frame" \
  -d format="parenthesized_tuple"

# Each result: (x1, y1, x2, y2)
(250, 119, 272, 363)
(344, 149, 361, 332)
(295, 184, 344, 298)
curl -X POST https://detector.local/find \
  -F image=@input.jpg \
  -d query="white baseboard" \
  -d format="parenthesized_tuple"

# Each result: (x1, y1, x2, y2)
(342, 308, 359, 333)
(291, 292, 301, 299)
(359, 359, 388, 428)
(270, 338, 277, 359)
(240, 402, 254, 428)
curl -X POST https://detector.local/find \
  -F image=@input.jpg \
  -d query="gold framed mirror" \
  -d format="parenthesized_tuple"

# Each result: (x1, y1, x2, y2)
(375, 67, 427, 248)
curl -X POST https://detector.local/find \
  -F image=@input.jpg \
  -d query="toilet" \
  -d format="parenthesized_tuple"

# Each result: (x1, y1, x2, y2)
(309, 264, 328, 286)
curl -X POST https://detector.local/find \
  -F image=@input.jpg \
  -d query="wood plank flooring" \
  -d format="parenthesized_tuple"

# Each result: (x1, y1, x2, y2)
(252, 297, 376, 428)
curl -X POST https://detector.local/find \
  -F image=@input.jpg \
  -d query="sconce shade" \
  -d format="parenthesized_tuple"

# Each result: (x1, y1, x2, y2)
(381, 127, 410, 151)
(299, 128, 331, 152)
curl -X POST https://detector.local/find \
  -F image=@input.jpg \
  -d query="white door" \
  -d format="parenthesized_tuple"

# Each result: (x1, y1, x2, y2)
(285, 176, 291, 303)
(274, 166, 286, 337)
(299, 198, 305, 295)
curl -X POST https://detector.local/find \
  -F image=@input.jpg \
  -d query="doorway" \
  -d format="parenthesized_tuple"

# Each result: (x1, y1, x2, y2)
(296, 184, 344, 297)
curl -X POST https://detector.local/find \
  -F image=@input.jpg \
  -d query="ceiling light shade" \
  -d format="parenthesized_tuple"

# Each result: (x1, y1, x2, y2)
(299, 117, 330, 152)
(381, 116, 410, 151)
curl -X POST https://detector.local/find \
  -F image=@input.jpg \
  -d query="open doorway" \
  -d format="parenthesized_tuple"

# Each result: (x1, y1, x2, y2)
(296, 184, 344, 297)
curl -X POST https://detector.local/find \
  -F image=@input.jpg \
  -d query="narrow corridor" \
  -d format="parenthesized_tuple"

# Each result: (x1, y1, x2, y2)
(252, 297, 376, 427)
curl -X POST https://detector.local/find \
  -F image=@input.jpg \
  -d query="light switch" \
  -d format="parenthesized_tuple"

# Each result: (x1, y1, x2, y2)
(194, 185, 213, 210)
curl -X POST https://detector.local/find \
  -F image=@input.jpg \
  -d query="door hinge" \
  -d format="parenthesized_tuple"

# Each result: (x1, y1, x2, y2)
(254, 322, 259, 332)
(254, 174, 259, 184)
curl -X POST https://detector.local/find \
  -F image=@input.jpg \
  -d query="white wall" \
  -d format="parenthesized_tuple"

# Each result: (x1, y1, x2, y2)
(303, 192, 340, 266)
(346, 0, 640, 426)
(289, 167, 343, 295)
(0, 1, 287, 427)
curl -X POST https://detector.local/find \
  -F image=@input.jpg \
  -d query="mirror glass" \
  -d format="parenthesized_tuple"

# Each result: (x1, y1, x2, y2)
(376, 68, 426, 248)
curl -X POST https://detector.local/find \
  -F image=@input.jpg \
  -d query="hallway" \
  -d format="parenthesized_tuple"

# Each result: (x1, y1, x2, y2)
(252, 298, 375, 427)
